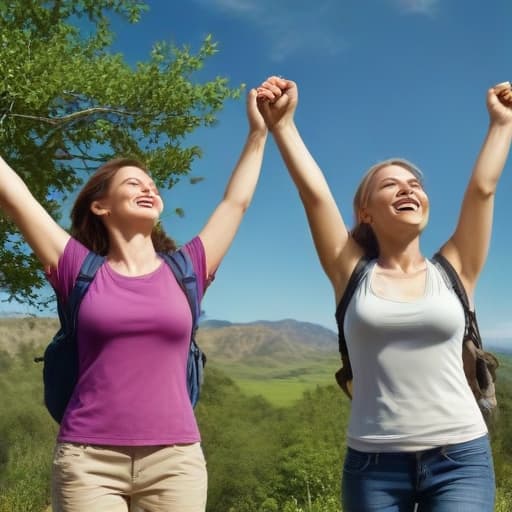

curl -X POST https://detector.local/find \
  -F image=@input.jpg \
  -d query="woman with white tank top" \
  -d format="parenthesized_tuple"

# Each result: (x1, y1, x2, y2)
(256, 77, 512, 511)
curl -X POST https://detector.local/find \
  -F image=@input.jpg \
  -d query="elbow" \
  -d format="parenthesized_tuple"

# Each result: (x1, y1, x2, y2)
(238, 199, 251, 214)
(470, 180, 498, 199)
(298, 189, 325, 208)
(0, 198, 15, 219)
(224, 196, 251, 215)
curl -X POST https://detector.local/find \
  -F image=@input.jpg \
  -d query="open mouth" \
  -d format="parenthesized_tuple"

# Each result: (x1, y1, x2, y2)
(135, 197, 155, 208)
(392, 198, 420, 212)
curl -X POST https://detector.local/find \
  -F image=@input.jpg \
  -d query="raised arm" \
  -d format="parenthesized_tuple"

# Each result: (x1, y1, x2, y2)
(257, 76, 361, 290)
(440, 82, 512, 294)
(198, 88, 267, 275)
(0, 156, 69, 270)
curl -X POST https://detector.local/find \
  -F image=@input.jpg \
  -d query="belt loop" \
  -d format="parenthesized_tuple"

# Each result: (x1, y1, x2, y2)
(375, 453, 379, 465)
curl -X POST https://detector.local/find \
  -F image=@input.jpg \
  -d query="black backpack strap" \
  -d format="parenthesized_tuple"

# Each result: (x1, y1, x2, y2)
(431, 252, 482, 349)
(62, 251, 105, 340)
(160, 249, 200, 331)
(334, 257, 370, 399)
(335, 257, 371, 356)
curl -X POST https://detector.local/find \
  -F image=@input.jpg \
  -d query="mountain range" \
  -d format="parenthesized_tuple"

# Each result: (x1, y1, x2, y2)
(196, 318, 338, 364)
(0, 316, 339, 363)
(0, 315, 510, 362)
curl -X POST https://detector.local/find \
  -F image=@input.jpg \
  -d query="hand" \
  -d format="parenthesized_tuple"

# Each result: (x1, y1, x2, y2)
(487, 81, 512, 126)
(256, 76, 298, 132)
(246, 88, 267, 135)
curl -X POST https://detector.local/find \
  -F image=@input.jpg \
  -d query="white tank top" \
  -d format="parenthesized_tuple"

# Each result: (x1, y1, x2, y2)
(344, 259, 487, 452)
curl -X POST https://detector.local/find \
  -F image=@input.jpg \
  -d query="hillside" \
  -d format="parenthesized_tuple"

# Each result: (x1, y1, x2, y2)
(0, 316, 339, 363)
(2, 316, 511, 367)
(0, 317, 58, 355)
(197, 318, 337, 364)
(1, 316, 510, 395)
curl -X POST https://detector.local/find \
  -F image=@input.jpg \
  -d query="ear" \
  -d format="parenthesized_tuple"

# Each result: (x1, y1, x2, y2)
(90, 200, 111, 217)
(359, 207, 372, 224)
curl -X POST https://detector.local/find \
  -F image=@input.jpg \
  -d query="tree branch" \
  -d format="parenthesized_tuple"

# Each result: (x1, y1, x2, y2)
(0, 101, 16, 125)
(6, 106, 140, 126)
(55, 152, 107, 163)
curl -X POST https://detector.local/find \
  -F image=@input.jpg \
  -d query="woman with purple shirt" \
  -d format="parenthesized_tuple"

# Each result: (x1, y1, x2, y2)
(0, 88, 268, 511)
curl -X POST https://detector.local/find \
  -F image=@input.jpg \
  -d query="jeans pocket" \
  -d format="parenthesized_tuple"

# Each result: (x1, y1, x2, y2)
(343, 448, 372, 474)
(440, 437, 490, 465)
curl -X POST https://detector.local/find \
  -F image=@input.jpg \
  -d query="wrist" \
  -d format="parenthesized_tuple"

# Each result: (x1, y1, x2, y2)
(247, 128, 267, 146)
(488, 120, 512, 137)
(271, 119, 298, 138)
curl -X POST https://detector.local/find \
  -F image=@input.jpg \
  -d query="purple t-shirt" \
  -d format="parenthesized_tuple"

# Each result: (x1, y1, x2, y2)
(47, 237, 208, 446)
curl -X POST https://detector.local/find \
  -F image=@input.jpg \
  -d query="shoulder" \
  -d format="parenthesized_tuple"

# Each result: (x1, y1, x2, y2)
(178, 236, 212, 298)
(46, 237, 95, 301)
(182, 236, 205, 263)
(335, 252, 373, 307)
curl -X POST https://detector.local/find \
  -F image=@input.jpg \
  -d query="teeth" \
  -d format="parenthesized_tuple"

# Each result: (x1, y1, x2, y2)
(394, 202, 417, 211)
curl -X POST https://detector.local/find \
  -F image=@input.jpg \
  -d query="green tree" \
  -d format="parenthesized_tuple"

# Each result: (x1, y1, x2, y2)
(0, 0, 240, 306)
(196, 368, 282, 512)
(272, 386, 348, 509)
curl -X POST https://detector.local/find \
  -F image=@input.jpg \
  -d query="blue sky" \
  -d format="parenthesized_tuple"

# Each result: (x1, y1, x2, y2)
(4, 0, 512, 343)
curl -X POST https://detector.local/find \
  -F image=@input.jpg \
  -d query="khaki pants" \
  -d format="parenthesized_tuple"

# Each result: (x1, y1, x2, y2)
(51, 442, 207, 512)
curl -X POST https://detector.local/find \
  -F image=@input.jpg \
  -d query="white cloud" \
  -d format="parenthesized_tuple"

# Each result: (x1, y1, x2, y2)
(393, 0, 440, 16)
(190, 0, 440, 60)
(204, 0, 258, 14)
(190, 0, 346, 62)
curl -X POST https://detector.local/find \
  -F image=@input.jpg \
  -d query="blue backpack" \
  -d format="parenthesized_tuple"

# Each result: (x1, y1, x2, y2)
(35, 248, 206, 424)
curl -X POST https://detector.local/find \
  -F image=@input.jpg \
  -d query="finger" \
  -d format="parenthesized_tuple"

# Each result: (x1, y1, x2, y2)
(261, 80, 283, 98)
(498, 90, 512, 102)
(246, 88, 256, 111)
(267, 75, 287, 83)
(256, 88, 275, 102)
(247, 88, 258, 102)
(257, 96, 273, 117)
(497, 87, 512, 98)
(494, 81, 511, 95)
(265, 76, 292, 92)
(248, 89, 265, 118)
(498, 93, 512, 107)
(272, 93, 289, 109)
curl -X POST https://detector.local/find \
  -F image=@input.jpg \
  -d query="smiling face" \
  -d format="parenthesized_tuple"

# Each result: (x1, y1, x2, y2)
(361, 163, 429, 235)
(91, 165, 164, 225)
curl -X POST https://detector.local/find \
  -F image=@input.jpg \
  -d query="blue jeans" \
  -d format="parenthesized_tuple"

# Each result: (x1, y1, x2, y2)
(341, 435, 495, 512)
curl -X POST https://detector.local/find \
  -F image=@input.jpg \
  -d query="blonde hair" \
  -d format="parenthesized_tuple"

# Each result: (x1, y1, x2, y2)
(351, 158, 424, 258)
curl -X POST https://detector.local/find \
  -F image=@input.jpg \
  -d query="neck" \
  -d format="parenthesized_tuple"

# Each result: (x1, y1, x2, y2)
(105, 230, 159, 275)
(376, 236, 424, 272)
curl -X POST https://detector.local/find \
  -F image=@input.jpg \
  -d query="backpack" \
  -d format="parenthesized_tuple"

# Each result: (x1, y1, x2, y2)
(334, 253, 499, 424)
(34, 248, 206, 424)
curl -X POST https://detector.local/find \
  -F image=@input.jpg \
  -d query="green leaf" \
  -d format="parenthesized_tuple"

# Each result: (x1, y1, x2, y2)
(0, 4, 242, 307)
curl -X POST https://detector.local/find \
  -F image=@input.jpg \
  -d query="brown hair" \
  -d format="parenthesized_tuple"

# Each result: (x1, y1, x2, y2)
(70, 157, 176, 255)
(351, 158, 423, 258)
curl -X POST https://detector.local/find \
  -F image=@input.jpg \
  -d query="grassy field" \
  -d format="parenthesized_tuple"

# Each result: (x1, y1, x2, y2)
(1, 317, 511, 512)
(212, 357, 341, 406)
(1, 316, 509, 408)
(497, 354, 512, 381)
(214, 352, 512, 407)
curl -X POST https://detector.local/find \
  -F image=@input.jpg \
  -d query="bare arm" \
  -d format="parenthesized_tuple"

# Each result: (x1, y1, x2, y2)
(440, 83, 512, 295)
(199, 89, 267, 276)
(257, 77, 362, 290)
(0, 156, 70, 270)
